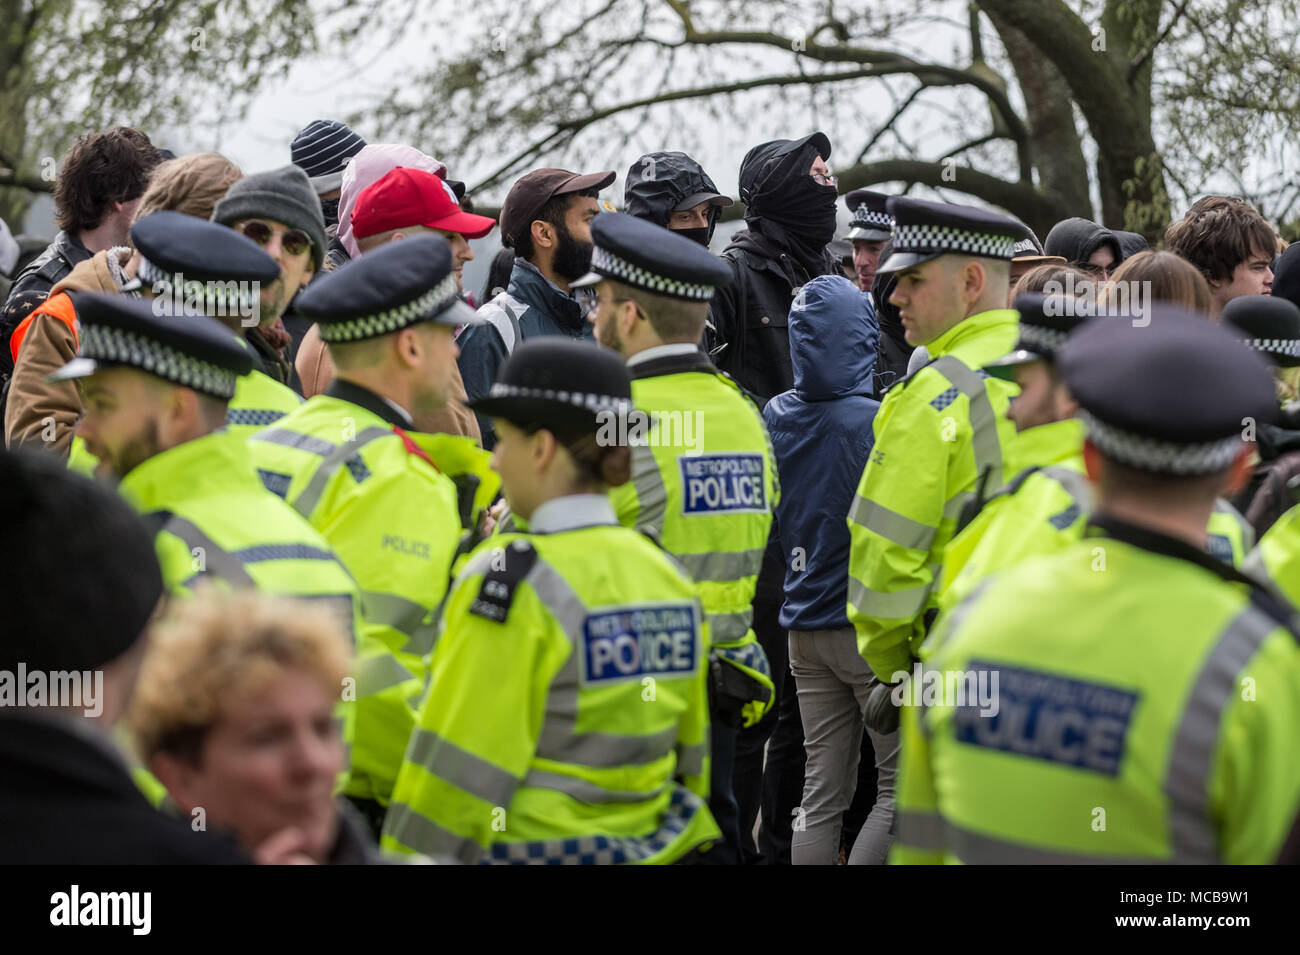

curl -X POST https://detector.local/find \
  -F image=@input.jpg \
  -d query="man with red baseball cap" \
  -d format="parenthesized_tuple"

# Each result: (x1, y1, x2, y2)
(457, 166, 615, 448)
(351, 166, 497, 292)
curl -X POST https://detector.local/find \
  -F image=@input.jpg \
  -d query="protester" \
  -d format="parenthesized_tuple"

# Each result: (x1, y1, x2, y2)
(458, 166, 614, 447)
(762, 274, 895, 865)
(623, 150, 732, 246)
(1043, 216, 1122, 280)
(1010, 261, 1090, 300)
(129, 590, 379, 864)
(1007, 225, 1065, 300)
(1164, 195, 1276, 318)
(869, 240, 913, 394)
(1098, 249, 1213, 315)
(290, 119, 368, 240)
(326, 142, 447, 270)
(708, 132, 839, 402)
(1, 127, 164, 376)
(0, 450, 249, 864)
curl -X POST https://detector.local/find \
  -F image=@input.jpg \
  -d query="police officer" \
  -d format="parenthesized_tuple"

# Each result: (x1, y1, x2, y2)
(847, 197, 1025, 685)
(381, 338, 718, 864)
(895, 309, 1300, 864)
(49, 293, 368, 800)
(129, 211, 303, 438)
(575, 211, 777, 864)
(843, 189, 892, 296)
(245, 235, 498, 821)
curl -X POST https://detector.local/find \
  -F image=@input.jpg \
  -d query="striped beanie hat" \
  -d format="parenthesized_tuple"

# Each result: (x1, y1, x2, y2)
(291, 120, 367, 195)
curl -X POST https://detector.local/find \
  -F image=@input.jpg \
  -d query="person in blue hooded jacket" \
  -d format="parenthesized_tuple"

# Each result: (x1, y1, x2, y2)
(763, 273, 898, 865)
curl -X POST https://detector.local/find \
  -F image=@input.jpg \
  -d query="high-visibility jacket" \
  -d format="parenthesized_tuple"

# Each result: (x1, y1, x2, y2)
(894, 514, 1300, 864)
(1245, 501, 1300, 609)
(226, 368, 303, 438)
(245, 382, 494, 804)
(610, 349, 778, 725)
(847, 309, 1024, 681)
(116, 428, 366, 783)
(938, 418, 1089, 612)
(937, 417, 1253, 614)
(382, 509, 719, 864)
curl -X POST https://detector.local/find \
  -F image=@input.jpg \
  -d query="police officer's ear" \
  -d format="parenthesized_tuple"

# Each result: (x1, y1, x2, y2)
(1222, 443, 1257, 497)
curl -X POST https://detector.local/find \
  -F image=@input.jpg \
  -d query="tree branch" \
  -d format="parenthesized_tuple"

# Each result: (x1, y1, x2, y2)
(0, 169, 54, 194)
(1127, 0, 1189, 84)
(855, 83, 926, 165)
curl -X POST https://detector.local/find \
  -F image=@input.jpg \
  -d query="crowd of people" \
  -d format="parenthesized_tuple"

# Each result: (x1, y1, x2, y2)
(2, 119, 1299, 865)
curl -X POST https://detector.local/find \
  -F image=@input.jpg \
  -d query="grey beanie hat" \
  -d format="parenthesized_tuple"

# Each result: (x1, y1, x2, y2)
(212, 164, 327, 271)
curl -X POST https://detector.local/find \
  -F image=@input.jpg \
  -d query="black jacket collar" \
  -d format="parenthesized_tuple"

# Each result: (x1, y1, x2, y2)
(1086, 512, 1259, 589)
(326, 379, 413, 429)
(628, 348, 717, 381)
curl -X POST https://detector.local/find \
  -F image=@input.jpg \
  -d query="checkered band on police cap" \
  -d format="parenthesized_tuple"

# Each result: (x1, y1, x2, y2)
(318, 270, 460, 343)
(1241, 338, 1300, 358)
(485, 381, 635, 417)
(590, 246, 716, 302)
(1017, 322, 1070, 356)
(136, 255, 258, 316)
(892, 223, 1016, 261)
(1078, 409, 1244, 476)
(851, 204, 893, 231)
(78, 322, 240, 398)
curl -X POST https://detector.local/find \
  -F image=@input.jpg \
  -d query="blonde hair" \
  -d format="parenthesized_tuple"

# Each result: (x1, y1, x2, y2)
(133, 152, 243, 223)
(128, 588, 351, 765)
(1099, 250, 1213, 315)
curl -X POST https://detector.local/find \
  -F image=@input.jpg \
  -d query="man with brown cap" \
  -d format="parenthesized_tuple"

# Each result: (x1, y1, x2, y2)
(457, 167, 615, 448)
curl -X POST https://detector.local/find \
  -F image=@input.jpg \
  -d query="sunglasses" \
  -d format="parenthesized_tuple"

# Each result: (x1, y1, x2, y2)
(238, 220, 312, 257)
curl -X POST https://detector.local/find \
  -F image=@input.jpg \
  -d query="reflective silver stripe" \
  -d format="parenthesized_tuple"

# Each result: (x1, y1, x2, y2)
(231, 543, 339, 563)
(251, 427, 336, 457)
(293, 426, 394, 517)
(364, 590, 437, 657)
(524, 559, 683, 769)
(677, 548, 764, 583)
(676, 741, 707, 777)
(896, 810, 946, 852)
(931, 355, 1003, 488)
(947, 820, 1155, 864)
(708, 608, 753, 643)
(630, 444, 668, 528)
(353, 653, 418, 698)
(382, 801, 481, 864)
(154, 515, 255, 587)
(1164, 605, 1275, 864)
(1040, 465, 1093, 511)
(848, 493, 938, 551)
(405, 728, 520, 808)
(848, 575, 932, 620)
(522, 769, 667, 804)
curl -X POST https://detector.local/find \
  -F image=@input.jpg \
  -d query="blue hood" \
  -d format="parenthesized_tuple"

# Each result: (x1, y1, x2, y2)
(788, 274, 878, 400)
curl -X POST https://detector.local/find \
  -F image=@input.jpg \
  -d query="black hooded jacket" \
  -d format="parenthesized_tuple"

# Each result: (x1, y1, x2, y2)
(1044, 217, 1122, 267)
(707, 134, 839, 403)
(869, 239, 913, 395)
(624, 151, 727, 244)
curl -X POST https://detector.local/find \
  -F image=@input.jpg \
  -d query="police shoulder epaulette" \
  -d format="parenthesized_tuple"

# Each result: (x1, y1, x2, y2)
(469, 538, 538, 623)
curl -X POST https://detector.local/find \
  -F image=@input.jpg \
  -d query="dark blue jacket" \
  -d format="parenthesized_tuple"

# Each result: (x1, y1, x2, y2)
(763, 275, 880, 630)
(457, 258, 594, 447)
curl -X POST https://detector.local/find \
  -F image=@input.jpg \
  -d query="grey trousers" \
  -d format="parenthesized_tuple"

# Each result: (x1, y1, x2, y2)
(788, 627, 899, 865)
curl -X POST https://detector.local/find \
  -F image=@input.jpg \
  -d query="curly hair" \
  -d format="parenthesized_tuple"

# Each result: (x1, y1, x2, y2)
(128, 588, 352, 766)
(1164, 196, 1277, 285)
(54, 127, 165, 233)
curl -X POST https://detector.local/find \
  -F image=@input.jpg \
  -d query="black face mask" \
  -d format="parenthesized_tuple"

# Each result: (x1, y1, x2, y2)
(673, 226, 711, 248)
(320, 197, 340, 230)
(552, 222, 594, 282)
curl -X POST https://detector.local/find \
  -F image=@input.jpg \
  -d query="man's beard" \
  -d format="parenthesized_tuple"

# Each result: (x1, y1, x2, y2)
(595, 315, 624, 353)
(108, 417, 163, 480)
(552, 223, 594, 282)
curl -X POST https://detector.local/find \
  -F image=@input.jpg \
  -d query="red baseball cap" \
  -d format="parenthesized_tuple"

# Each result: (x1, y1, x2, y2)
(351, 166, 497, 241)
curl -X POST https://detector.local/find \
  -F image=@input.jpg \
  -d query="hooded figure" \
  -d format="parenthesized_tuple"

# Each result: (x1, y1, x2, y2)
(623, 151, 732, 247)
(1114, 230, 1150, 260)
(708, 131, 839, 402)
(1044, 216, 1122, 270)
(870, 239, 914, 394)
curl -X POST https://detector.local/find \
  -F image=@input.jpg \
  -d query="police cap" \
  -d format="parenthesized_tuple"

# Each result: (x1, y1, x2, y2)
(1220, 294, 1300, 368)
(878, 196, 1022, 274)
(1059, 305, 1277, 475)
(985, 292, 1091, 380)
(844, 189, 892, 242)
(295, 233, 482, 344)
(571, 212, 733, 302)
(468, 338, 637, 440)
(50, 292, 253, 399)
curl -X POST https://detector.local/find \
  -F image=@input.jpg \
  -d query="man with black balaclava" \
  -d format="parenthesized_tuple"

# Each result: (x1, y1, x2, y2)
(623, 151, 734, 247)
(707, 132, 839, 403)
